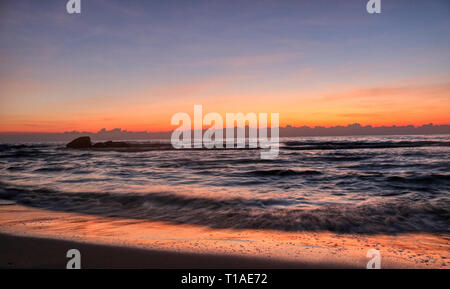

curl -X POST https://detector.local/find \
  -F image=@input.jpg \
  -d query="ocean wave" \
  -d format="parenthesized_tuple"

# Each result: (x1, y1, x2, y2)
(249, 169, 323, 177)
(33, 166, 73, 173)
(0, 185, 448, 234)
(0, 150, 45, 159)
(282, 140, 450, 150)
(2, 140, 448, 155)
(386, 174, 450, 185)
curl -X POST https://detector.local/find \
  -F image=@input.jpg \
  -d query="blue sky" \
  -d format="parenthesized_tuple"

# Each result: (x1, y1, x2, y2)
(1, 0, 449, 131)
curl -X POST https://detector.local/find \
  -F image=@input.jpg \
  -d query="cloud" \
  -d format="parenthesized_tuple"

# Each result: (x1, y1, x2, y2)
(321, 83, 450, 102)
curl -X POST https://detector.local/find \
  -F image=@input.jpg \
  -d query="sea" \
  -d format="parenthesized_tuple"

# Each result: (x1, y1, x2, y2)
(0, 135, 449, 234)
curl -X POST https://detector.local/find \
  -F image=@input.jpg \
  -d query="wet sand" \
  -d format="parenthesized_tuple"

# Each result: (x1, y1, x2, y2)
(0, 233, 348, 269)
(0, 204, 448, 269)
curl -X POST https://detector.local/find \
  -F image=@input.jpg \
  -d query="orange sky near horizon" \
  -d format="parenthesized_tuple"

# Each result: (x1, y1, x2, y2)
(1, 81, 449, 133)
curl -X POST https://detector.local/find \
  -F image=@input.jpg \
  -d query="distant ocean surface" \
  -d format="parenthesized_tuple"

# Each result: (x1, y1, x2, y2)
(0, 135, 449, 234)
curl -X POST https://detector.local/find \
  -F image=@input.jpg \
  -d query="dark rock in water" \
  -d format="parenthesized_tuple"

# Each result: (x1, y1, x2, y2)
(92, 141, 130, 148)
(66, 136, 92, 149)
(66, 137, 131, 149)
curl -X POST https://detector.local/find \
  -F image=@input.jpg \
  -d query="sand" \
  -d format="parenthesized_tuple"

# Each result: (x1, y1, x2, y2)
(0, 204, 448, 269)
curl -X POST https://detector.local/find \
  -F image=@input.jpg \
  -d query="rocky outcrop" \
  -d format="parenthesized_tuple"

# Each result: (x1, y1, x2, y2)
(66, 136, 92, 148)
(92, 141, 130, 148)
(66, 137, 130, 149)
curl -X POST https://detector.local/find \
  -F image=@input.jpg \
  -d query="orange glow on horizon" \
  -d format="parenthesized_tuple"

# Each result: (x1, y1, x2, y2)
(1, 79, 449, 133)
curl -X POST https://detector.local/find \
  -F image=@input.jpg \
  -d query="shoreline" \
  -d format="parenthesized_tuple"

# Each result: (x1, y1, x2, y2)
(0, 233, 348, 269)
(0, 204, 448, 269)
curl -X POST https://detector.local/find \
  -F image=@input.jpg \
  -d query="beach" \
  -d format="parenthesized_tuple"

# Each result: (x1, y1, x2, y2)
(1, 204, 448, 269)
(0, 136, 449, 269)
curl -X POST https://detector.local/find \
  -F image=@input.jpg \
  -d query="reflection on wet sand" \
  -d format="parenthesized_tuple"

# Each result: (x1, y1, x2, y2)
(0, 204, 448, 268)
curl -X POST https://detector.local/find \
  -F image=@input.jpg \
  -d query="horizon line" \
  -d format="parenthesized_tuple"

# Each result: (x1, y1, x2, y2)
(0, 122, 450, 134)
(1, 122, 449, 135)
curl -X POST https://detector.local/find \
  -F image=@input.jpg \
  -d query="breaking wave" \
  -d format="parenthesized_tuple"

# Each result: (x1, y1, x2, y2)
(0, 185, 448, 234)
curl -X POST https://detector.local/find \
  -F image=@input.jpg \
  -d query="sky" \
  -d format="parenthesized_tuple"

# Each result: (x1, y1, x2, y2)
(0, 0, 449, 132)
